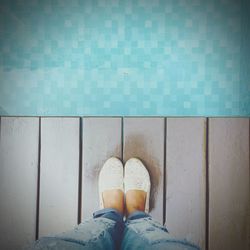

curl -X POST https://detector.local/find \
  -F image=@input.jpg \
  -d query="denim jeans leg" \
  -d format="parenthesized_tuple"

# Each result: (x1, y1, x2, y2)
(121, 211, 200, 250)
(93, 208, 125, 249)
(27, 208, 124, 250)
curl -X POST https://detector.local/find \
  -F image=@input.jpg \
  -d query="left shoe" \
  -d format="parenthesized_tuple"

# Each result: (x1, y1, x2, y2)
(98, 157, 124, 209)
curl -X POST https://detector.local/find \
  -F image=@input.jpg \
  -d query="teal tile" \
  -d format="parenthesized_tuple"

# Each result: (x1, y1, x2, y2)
(0, 0, 249, 116)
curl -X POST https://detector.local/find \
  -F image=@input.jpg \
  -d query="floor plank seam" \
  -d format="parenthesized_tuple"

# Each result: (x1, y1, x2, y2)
(163, 117, 167, 226)
(205, 117, 209, 250)
(121, 116, 124, 163)
(0, 116, 1, 144)
(35, 117, 41, 240)
(78, 117, 83, 224)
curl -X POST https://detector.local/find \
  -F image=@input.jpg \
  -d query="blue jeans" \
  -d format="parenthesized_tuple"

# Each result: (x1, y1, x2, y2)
(28, 209, 200, 250)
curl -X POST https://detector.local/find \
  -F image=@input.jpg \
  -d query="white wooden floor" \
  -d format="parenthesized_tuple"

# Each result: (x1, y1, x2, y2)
(0, 117, 249, 250)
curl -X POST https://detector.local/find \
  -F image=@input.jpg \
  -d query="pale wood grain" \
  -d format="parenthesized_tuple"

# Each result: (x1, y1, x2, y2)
(209, 118, 249, 250)
(123, 117, 165, 224)
(166, 118, 206, 249)
(81, 117, 122, 220)
(39, 118, 79, 237)
(0, 117, 39, 249)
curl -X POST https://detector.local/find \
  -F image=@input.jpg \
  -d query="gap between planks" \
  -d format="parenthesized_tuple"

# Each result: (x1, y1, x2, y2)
(205, 118, 209, 250)
(35, 117, 41, 240)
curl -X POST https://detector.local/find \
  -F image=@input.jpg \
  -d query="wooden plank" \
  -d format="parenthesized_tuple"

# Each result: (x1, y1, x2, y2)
(39, 117, 79, 237)
(0, 117, 39, 249)
(165, 118, 206, 249)
(123, 117, 165, 223)
(81, 117, 122, 220)
(209, 118, 249, 250)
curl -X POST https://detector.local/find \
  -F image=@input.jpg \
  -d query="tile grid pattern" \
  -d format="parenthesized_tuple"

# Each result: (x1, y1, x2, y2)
(0, 0, 249, 116)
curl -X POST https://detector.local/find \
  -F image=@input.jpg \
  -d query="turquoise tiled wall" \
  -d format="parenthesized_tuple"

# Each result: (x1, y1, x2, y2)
(0, 0, 249, 116)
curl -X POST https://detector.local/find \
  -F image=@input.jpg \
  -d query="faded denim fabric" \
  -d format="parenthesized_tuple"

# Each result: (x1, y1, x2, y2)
(28, 208, 123, 250)
(122, 212, 200, 250)
(27, 209, 199, 250)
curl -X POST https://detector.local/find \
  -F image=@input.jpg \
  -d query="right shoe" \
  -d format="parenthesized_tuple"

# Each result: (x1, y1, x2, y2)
(124, 158, 151, 213)
(98, 157, 124, 209)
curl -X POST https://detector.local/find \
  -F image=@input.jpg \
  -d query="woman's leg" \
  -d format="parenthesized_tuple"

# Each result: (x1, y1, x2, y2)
(29, 208, 124, 250)
(29, 157, 125, 250)
(28, 208, 124, 250)
(122, 158, 200, 250)
(121, 211, 199, 250)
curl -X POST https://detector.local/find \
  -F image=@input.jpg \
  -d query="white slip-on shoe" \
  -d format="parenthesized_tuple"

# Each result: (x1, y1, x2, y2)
(98, 157, 124, 209)
(124, 158, 151, 213)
